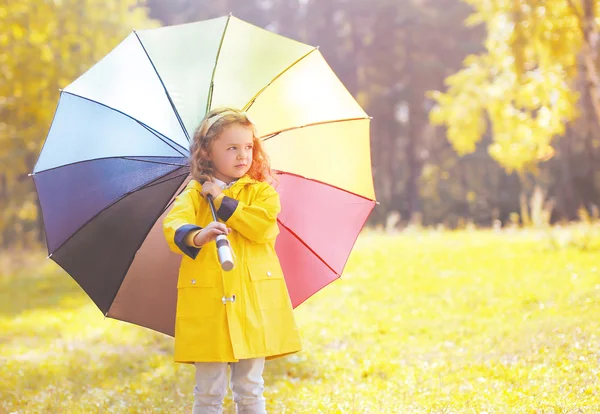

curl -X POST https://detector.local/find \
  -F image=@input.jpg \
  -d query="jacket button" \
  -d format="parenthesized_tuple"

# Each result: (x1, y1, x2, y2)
(191, 279, 196, 285)
(267, 271, 272, 277)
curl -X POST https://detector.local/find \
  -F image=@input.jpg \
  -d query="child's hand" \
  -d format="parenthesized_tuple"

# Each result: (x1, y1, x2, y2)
(193, 221, 231, 247)
(201, 181, 223, 199)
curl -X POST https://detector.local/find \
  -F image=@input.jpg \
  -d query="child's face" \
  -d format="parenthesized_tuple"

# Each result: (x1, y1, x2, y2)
(208, 124, 254, 183)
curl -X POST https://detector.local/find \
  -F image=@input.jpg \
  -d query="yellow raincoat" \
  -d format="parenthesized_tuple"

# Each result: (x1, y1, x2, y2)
(162, 175, 302, 363)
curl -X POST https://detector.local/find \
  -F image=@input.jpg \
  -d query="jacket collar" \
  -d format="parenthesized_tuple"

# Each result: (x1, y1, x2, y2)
(188, 175, 256, 191)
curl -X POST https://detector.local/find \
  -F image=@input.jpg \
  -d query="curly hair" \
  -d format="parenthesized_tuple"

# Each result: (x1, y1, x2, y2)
(189, 107, 274, 184)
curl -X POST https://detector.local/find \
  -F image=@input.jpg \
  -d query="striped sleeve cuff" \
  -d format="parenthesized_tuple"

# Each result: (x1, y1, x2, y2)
(217, 196, 239, 221)
(174, 224, 202, 259)
(216, 196, 239, 222)
(212, 193, 225, 210)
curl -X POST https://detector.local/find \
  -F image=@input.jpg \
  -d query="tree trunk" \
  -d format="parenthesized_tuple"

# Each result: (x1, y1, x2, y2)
(580, 0, 600, 127)
(560, 126, 576, 218)
(518, 172, 531, 226)
(405, 32, 422, 218)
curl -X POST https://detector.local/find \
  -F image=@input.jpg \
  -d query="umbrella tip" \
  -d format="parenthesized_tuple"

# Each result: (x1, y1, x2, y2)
(46, 253, 53, 259)
(375, 201, 380, 205)
(368, 116, 374, 120)
(228, 12, 233, 16)
(28, 173, 34, 177)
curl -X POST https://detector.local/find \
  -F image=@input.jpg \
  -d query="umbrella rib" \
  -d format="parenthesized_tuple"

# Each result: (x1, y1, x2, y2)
(206, 13, 233, 113)
(120, 156, 188, 167)
(260, 117, 371, 140)
(290, 196, 375, 303)
(293, 274, 341, 309)
(31, 155, 187, 176)
(160, 177, 192, 214)
(134, 31, 191, 143)
(61, 91, 188, 156)
(137, 170, 190, 192)
(276, 218, 339, 276)
(131, 170, 190, 220)
(103, 171, 190, 316)
(243, 47, 319, 112)
(275, 170, 377, 281)
(277, 191, 376, 307)
(33, 90, 66, 175)
(31, 170, 52, 255)
(274, 170, 377, 202)
(47, 166, 188, 256)
(138, 123, 189, 156)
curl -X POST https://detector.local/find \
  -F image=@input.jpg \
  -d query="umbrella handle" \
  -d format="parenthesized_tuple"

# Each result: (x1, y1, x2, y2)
(206, 194, 235, 271)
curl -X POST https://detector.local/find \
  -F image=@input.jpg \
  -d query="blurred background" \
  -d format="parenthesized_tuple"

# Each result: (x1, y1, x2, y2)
(2, 0, 600, 248)
(3, 3, 600, 412)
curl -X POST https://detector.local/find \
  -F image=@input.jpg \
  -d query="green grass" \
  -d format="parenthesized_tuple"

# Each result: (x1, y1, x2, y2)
(1, 228, 600, 413)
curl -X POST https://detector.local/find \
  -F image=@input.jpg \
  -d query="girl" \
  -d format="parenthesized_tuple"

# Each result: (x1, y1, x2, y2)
(162, 108, 302, 414)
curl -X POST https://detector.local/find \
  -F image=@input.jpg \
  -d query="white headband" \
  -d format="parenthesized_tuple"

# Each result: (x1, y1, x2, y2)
(204, 110, 255, 133)
(205, 111, 235, 131)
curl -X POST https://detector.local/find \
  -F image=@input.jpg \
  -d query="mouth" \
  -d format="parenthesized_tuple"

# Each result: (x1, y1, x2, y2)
(235, 164, 247, 168)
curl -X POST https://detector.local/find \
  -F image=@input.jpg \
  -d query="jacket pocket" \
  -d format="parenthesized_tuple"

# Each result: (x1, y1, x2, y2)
(247, 261, 288, 310)
(177, 263, 219, 288)
(176, 265, 220, 317)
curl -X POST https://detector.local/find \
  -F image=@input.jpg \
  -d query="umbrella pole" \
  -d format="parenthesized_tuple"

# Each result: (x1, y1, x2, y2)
(206, 194, 235, 271)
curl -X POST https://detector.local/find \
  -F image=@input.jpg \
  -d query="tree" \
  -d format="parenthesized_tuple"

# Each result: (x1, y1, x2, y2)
(429, 0, 600, 174)
(0, 0, 156, 247)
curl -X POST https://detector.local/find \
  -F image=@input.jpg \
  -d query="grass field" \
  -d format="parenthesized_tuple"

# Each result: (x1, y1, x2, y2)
(1, 228, 600, 413)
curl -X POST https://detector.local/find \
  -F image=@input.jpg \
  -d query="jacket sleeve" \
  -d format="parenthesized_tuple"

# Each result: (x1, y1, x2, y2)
(162, 188, 203, 259)
(216, 183, 280, 244)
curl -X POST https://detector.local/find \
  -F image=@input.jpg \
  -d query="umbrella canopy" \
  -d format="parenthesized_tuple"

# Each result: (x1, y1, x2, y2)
(32, 15, 375, 336)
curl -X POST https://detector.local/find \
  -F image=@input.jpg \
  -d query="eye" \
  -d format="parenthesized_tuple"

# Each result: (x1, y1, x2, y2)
(227, 146, 236, 150)
(246, 145, 253, 150)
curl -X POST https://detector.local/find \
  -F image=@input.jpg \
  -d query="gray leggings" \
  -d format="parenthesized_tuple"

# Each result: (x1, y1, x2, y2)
(192, 358, 266, 414)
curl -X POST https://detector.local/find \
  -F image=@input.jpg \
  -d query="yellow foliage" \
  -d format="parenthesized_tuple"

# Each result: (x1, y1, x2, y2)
(17, 199, 38, 222)
(0, 0, 158, 243)
(429, 0, 588, 173)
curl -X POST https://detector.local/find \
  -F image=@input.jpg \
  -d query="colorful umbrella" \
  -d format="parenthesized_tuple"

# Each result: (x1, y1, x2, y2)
(32, 15, 375, 336)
